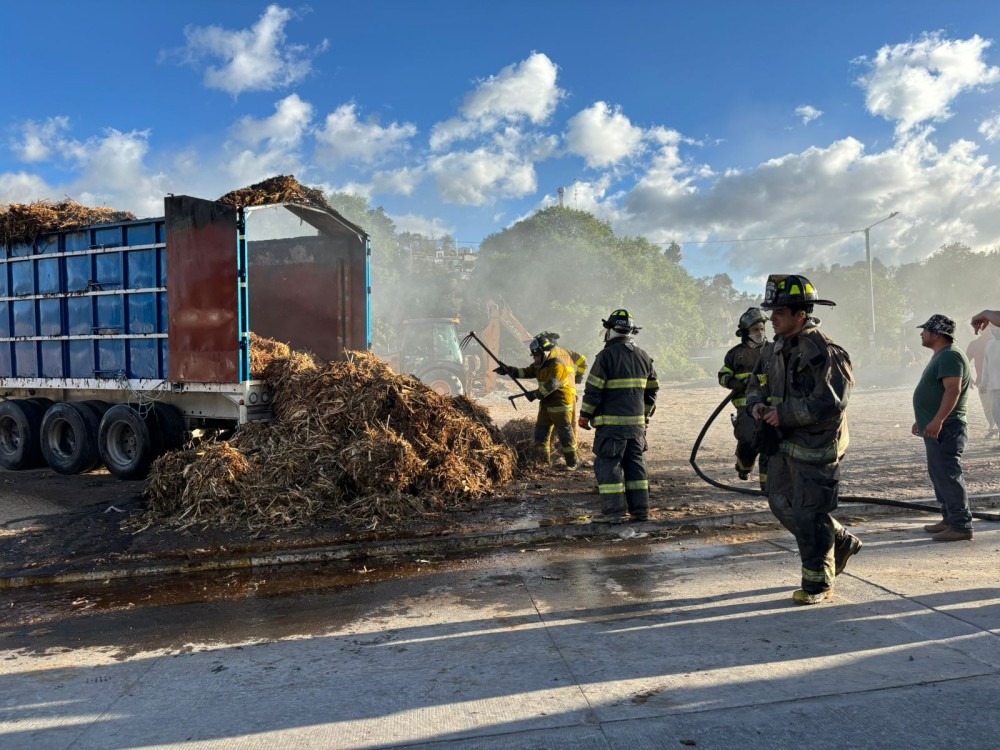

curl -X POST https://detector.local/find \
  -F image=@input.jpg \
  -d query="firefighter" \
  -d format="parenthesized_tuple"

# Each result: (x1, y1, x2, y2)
(578, 309, 658, 523)
(744, 274, 862, 605)
(494, 334, 579, 469)
(534, 331, 588, 385)
(535, 330, 588, 454)
(719, 307, 769, 487)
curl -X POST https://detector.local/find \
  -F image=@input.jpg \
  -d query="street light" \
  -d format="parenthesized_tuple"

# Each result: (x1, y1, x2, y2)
(857, 211, 899, 362)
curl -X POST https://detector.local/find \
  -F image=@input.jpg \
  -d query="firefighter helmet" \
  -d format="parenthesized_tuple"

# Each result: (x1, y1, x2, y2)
(529, 334, 557, 357)
(760, 274, 835, 310)
(602, 309, 641, 333)
(738, 307, 768, 332)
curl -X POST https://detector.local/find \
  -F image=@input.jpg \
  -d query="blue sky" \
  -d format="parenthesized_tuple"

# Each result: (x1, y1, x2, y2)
(5, 1, 1000, 289)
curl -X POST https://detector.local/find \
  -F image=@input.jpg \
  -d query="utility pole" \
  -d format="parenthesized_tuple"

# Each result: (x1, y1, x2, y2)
(860, 211, 899, 363)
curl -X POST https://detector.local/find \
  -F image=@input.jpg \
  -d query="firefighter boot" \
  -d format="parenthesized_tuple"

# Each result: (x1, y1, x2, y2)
(792, 589, 834, 605)
(834, 534, 863, 576)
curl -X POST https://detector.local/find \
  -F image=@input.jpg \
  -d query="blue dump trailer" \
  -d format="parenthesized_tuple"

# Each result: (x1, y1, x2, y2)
(0, 195, 370, 479)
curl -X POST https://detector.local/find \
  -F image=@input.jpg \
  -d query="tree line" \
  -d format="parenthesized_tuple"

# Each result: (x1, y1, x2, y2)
(325, 191, 1000, 379)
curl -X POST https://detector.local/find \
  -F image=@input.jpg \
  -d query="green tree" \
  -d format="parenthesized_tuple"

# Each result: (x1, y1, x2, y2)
(468, 206, 706, 378)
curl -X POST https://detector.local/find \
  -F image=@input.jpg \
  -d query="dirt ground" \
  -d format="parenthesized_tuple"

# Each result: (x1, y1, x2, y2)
(3, 376, 1000, 577)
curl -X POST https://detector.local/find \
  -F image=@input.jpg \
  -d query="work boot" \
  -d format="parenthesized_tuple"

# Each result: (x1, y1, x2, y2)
(629, 512, 648, 523)
(560, 463, 577, 472)
(931, 527, 973, 542)
(792, 589, 834, 605)
(737, 470, 751, 481)
(591, 514, 627, 525)
(923, 520, 949, 533)
(834, 534, 863, 576)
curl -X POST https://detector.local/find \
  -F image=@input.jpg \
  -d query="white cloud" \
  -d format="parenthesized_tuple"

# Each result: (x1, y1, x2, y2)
(795, 105, 823, 125)
(565, 102, 645, 168)
(0, 171, 53, 205)
(855, 32, 1000, 134)
(979, 112, 1000, 142)
(315, 103, 417, 166)
(430, 52, 563, 150)
(390, 213, 453, 238)
(232, 94, 313, 148)
(371, 167, 423, 196)
(616, 128, 1000, 277)
(225, 95, 313, 187)
(428, 148, 537, 206)
(179, 4, 326, 96)
(11, 117, 71, 162)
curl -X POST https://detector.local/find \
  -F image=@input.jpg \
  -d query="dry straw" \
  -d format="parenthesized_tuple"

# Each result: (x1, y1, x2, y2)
(143, 346, 519, 534)
(0, 200, 137, 247)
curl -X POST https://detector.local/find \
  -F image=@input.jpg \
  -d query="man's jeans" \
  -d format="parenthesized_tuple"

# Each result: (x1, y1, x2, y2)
(923, 419, 972, 530)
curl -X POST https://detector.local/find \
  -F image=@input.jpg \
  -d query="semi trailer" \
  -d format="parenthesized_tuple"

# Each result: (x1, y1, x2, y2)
(0, 194, 370, 479)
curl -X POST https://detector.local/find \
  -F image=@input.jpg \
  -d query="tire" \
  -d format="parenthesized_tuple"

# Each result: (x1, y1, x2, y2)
(421, 369, 465, 397)
(79, 400, 111, 421)
(40, 402, 101, 475)
(98, 404, 157, 480)
(151, 403, 186, 453)
(0, 400, 45, 470)
(26, 397, 55, 412)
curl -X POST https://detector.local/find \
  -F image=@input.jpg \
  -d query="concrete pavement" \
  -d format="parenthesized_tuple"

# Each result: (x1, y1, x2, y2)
(1, 514, 998, 749)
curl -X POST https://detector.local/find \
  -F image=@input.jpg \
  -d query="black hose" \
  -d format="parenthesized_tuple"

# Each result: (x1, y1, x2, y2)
(690, 393, 1000, 522)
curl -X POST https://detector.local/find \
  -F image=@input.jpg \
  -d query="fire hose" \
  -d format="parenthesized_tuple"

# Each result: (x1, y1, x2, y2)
(691, 393, 1000, 522)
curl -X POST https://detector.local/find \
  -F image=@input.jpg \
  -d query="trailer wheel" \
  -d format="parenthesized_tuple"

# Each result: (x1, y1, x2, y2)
(422, 370, 465, 397)
(26, 397, 55, 411)
(151, 403, 186, 453)
(79, 400, 111, 421)
(98, 404, 156, 480)
(40, 402, 101, 475)
(0, 400, 45, 470)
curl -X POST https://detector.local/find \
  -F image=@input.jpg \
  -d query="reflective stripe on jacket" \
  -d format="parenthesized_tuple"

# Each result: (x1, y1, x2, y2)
(744, 320, 853, 463)
(581, 337, 658, 430)
(514, 355, 576, 408)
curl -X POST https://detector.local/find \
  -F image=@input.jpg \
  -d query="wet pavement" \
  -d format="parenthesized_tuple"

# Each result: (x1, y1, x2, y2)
(2, 515, 999, 749)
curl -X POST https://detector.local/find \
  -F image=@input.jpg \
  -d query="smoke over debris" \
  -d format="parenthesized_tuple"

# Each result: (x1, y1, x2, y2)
(141, 347, 518, 534)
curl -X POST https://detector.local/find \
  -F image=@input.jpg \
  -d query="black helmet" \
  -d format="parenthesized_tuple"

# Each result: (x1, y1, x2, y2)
(534, 330, 561, 341)
(737, 307, 768, 334)
(602, 308, 640, 334)
(760, 274, 835, 310)
(529, 334, 557, 356)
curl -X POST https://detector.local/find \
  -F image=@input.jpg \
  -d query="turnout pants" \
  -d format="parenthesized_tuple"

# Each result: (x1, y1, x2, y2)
(733, 410, 768, 488)
(593, 428, 649, 517)
(766, 451, 854, 594)
(534, 402, 578, 466)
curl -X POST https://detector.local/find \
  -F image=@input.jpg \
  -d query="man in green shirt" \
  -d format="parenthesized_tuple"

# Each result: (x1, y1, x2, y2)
(912, 314, 973, 541)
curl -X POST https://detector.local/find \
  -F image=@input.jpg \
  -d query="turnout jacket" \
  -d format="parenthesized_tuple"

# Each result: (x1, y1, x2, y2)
(581, 337, 658, 435)
(554, 346, 588, 384)
(744, 319, 853, 464)
(718, 340, 765, 407)
(512, 355, 576, 411)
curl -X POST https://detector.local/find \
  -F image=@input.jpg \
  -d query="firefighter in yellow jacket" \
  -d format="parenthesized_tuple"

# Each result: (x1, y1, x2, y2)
(494, 333, 579, 469)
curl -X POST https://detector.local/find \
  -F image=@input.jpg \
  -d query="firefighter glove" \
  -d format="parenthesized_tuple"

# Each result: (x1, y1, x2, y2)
(524, 390, 539, 402)
(578, 417, 592, 430)
(493, 363, 514, 376)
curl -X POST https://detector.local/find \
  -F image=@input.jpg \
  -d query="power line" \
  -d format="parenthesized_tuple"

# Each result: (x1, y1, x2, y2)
(671, 229, 858, 246)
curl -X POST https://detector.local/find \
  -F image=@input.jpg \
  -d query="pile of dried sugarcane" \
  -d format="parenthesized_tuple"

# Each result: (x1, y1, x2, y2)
(217, 175, 331, 211)
(0, 200, 137, 247)
(142, 348, 518, 534)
